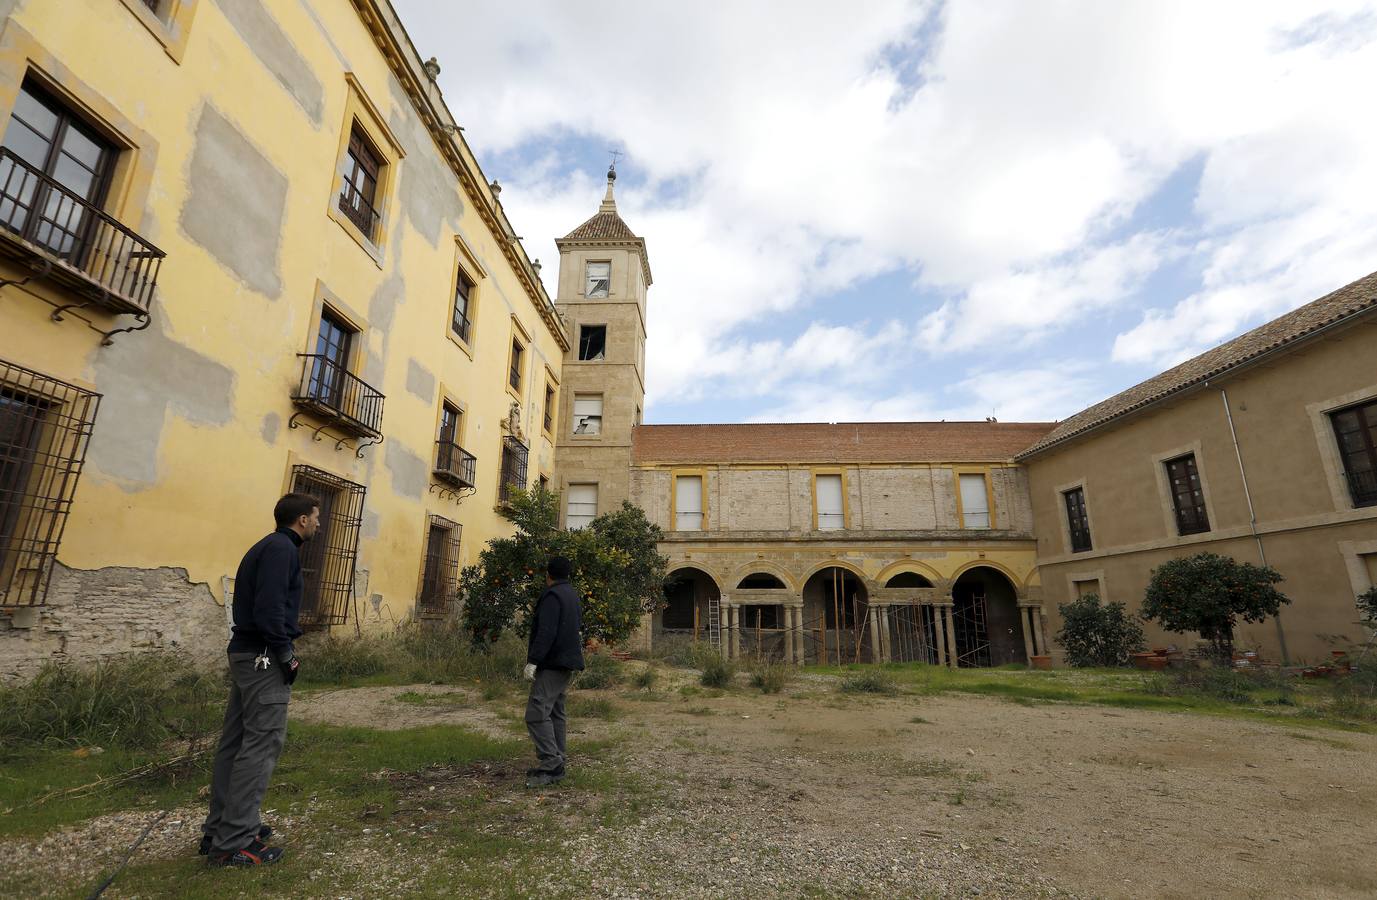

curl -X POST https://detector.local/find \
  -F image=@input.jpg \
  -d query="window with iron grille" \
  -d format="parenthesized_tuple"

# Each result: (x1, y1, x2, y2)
(508, 338, 524, 393)
(289, 465, 366, 627)
(1331, 398, 1377, 508)
(0, 361, 99, 608)
(1063, 486, 1092, 552)
(451, 268, 473, 343)
(1164, 454, 1210, 535)
(417, 515, 460, 618)
(497, 435, 528, 505)
(338, 125, 382, 240)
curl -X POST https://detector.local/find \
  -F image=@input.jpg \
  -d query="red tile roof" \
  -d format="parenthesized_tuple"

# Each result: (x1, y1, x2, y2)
(561, 210, 640, 242)
(631, 421, 1057, 464)
(1017, 270, 1377, 459)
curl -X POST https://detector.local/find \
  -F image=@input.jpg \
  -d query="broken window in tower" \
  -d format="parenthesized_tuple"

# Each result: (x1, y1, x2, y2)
(585, 261, 610, 298)
(578, 325, 606, 360)
(572, 394, 602, 435)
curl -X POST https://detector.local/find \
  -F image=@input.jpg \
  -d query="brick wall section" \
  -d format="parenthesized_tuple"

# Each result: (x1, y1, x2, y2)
(0, 563, 226, 680)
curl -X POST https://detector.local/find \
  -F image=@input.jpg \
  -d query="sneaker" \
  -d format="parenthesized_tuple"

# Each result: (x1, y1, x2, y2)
(524, 766, 566, 788)
(211, 838, 284, 867)
(199, 825, 271, 856)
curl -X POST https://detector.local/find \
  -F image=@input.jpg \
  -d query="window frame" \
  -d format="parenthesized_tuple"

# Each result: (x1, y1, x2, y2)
(416, 514, 461, 619)
(444, 235, 485, 356)
(1063, 485, 1092, 552)
(584, 260, 611, 298)
(670, 469, 708, 532)
(1329, 398, 1377, 508)
(811, 469, 848, 531)
(327, 76, 404, 266)
(571, 392, 603, 437)
(954, 468, 994, 530)
(565, 482, 599, 530)
(578, 324, 608, 361)
(115, 0, 199, 63)
(542, 372, 558, 439)
(496, 435, 529, 507)
(1164, 453, 1211, 536)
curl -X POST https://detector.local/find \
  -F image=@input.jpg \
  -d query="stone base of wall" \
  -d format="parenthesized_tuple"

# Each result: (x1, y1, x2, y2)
(0, 562, 228, 681)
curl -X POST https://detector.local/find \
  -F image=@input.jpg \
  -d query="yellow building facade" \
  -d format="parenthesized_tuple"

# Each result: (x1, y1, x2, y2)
(0, 0, 566, 676)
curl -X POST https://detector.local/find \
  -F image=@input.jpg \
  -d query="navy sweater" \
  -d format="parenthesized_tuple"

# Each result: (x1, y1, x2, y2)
(527, 579, 585, 671)
(227, 527, 304, 658)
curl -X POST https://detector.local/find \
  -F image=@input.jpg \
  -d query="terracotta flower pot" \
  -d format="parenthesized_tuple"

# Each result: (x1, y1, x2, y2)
(1029, 655, 1052, 670)
(1130, 652, 1156, 670)
(1145, 656, 1169, 671)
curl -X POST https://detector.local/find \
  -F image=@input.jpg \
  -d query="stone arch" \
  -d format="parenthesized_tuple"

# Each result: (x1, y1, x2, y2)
(665, 561, 724, 594)
(799, 558, 871, 589)
(875, 559, 943, 587)
(949, 559, 1027, 597)
(660, 565, 723, 636)
(727, 560, 797, 593)
(951, 564, 1026, 667)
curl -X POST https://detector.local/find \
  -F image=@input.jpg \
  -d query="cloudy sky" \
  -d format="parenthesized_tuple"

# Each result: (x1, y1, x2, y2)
(396, 0, 1377, 425)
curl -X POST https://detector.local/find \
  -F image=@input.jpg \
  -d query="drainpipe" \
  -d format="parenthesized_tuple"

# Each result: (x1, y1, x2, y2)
(1220, 388, 1290, 664)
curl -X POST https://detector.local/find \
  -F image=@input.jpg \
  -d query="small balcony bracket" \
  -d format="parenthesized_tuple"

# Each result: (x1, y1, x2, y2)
(429, 482, 476, 503)
(288, 411, 382, 459)
(98, 310, 152, 347)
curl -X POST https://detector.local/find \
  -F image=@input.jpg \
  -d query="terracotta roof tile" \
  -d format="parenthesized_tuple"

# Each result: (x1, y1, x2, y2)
(1018, 270, 1377, 459)
(560, 211, 640, 242)
(632, 422, 1057, 465)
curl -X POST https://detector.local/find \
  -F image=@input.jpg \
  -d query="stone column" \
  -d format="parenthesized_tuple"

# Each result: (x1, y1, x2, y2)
(729, 605, 741, 660)
(1018, 603, 1036, 661)
(878, 606, 892, 663)
(942, 602, 958, 668)
(783, 607, 794, 664)
(867, 605, 882, 664)
(1031, 606, 1047, 659)
(932, 604, 948, 667)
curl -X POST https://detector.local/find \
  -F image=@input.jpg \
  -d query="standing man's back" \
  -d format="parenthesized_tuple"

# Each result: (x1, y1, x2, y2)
(523, 556, 584, 787)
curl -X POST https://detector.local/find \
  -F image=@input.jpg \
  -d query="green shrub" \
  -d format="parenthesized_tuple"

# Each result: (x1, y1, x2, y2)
(748, 660, 791, 694)
(575, 652, 623, 689)
(1142, 666, 1295, 704)
(1054, 594, 1146, 667)
(297, 634, 392, 684)
(839, 670, 898, 695)
(0, 654, 222, 751)
(633, 667, 658, 690)
(699, 652, 735, 689)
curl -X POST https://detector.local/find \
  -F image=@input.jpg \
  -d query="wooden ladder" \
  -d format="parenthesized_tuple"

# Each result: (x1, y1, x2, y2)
(707, 592, 722, 653)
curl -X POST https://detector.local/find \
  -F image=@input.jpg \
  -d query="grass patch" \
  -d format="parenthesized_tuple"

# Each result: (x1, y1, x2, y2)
(633, 667, 658, 690)
(574, 652, 623, 690)
(748, 660, 792, 694)
(567, 696, 618, 720)
(839, 670, 898, 695)
(699, 653, 735, 689)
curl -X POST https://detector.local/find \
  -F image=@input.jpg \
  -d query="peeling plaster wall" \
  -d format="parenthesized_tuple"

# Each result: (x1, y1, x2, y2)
(0, 563, 227, 681)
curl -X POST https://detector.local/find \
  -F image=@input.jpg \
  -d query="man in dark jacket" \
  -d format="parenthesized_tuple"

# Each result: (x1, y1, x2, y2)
(524, 555, 585, 787)
(201, 492, 318, 866)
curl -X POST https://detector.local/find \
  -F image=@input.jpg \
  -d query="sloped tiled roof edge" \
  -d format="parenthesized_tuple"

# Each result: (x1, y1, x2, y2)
(556, 213, 653, 285)
(1016, 270, 1377, 460)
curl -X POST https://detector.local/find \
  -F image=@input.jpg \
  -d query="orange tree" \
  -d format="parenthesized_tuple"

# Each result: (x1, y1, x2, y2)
(1141, 552, 1289, 662)
(459, 486, 668, 648)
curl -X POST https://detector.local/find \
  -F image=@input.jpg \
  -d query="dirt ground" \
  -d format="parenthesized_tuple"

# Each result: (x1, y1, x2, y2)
(7, 672, 1375, 898)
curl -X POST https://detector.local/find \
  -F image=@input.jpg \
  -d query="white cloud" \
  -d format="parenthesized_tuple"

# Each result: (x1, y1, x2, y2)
(397, 0, 1377, 419)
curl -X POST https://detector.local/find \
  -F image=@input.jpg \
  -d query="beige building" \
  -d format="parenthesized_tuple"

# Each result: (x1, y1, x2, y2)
(1018, 271, 1377, 665)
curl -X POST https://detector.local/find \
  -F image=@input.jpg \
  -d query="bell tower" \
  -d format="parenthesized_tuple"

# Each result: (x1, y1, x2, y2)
(552, 166, 651, 527)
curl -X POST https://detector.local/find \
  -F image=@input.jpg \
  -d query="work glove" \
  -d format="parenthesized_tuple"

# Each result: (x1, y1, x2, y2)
(523, 663, 537, 681)
(281, 651, 301, 686)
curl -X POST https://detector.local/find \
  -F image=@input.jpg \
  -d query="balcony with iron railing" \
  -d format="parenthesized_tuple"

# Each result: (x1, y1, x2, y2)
(290, 354, 385, 439)
(434, 440, 477, 490)
(338, 179, 381, 243)
(0, 148, 164, 317)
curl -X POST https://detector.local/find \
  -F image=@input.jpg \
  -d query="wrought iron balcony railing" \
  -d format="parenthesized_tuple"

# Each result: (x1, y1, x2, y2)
(434, 440, 477, 490)
(338, 180, 381, 242)
(290, 354, 384, 438)
(0, 148, 164, 317)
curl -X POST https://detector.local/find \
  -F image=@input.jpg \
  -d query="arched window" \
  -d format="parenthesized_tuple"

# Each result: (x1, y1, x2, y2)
(737, 572, 786, 590)
(885, 572, 933, 589)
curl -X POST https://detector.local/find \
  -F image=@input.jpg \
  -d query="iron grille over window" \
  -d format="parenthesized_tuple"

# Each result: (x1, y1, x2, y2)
(338, 127, 382, 241)
(1331, 399, 1377, 508)
(417, 515, 460, 618)
(291, 354, 384, 438)
(497, 435, 528, 505)
(0, 361, 100, 608)
(1165, 454, 1209, 535)
(1063, 487, 1092, 552)
(289, 465, 366, 627)
(0, 84, 164, 316)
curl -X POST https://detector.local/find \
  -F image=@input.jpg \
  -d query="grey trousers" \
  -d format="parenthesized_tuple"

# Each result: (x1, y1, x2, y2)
(202, 652, 290, 853)
(525, 667, 572, 773)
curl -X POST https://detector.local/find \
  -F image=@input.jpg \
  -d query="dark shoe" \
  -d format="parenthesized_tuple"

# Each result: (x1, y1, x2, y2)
(199, 824, 271, 856)
(525, 766, 566, 788)
(211, 838, 283, 867)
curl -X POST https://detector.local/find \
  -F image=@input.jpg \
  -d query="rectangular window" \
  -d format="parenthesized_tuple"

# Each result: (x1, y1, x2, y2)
(959, 473, 990, 528)
(497, 436, 528, 505)
(675, 475, 704, 531)
(1063, 486, 1092, 552)
(433, 401, 476, 489)
(1165, 454, 1209, 535)
(451, 269, 473, 343)
(572, 394, 602, 435)
(1073, 579, 1101, 599)
(0, 79, 116, 262)
(289, 465, 366, 627)
(508, 338, 524, 393)
(537, 473, 549, 492)
(543, 383, 555, 434)
(567, 483, 598, 529)
(417, 515, 460, 618)
(585, 261, 610, 298)
(338, 126, 382, 240)
(0, 362, 99, 608)
(1331, 399, 1377, 507)
(578, 325, 607, 361)
(305, 308, 355, 410)
(816, 474, 844, 530)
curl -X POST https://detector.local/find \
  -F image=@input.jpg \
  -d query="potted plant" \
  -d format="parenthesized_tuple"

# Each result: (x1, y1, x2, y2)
(1029, 654, 1052, 670)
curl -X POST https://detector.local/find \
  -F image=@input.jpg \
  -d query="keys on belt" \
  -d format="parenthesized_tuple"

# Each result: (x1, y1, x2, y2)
(254, 650, 272, 671)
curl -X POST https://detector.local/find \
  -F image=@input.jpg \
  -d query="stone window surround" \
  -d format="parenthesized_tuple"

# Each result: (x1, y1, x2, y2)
(1338, 537, 1377, 602)
(1066, 570, 1107, 603)
(326, 74, 405, 269)
(116, 0, 199, 64)
(1150, 441, 1217, 541)
(506, 315, 531, 402)
(583, 259, 612, 298)
(432, 385, 467, 449)
(541, 367, 559, 439)
(444, 234, 487, 359)
(303, 280, 370, 377)
(1053, 476, 1095, 556)
(670, 467, 709, 532)
(952, 466, 997, 530)
(810, 468, 849, 531)
(1307, 378, 1377, 512)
